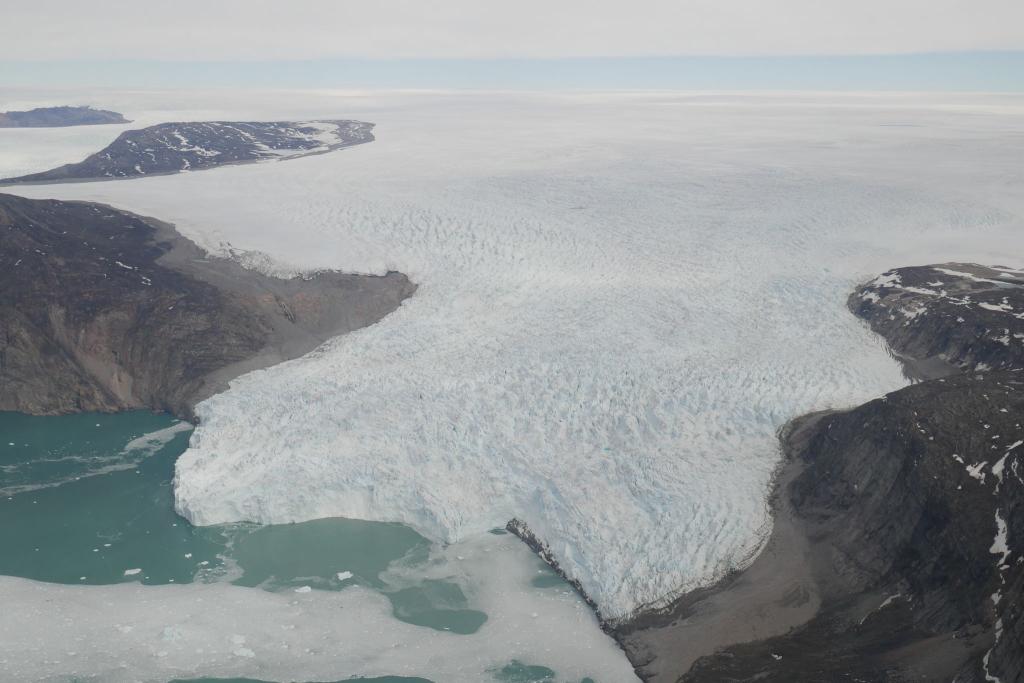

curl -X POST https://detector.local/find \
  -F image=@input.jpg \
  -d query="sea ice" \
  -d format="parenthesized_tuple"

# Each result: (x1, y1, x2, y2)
(0, 531, 635, 682)
(122, 421, 193, 455)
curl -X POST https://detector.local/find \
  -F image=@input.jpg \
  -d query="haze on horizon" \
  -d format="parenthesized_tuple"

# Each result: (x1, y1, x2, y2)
(3, 0, 1024, 90)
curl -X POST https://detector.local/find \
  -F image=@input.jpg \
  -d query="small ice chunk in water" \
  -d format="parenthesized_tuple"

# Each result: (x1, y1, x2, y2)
(335, 571, 353, 582)
(123, 568, 142, 576)
(294, 586, 312, 593)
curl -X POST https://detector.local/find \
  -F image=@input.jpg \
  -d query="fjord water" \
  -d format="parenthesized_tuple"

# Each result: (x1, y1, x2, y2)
(174, 678, 431, 683)
(0, 412, 440, 598)
(0, 411, 601, 681)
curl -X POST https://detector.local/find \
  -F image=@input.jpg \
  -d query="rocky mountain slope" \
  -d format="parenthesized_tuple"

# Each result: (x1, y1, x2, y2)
(851, 263, 1024, 375)
(0, 193, 414, 419)
(0, 120, 374, 183)
(0, 105, 128, 128)
(618, 263, 1023, 682)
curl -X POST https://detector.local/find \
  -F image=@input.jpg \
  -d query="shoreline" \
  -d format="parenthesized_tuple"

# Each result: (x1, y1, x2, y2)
(142, 210, 417, 418)
(613, 412, 830, 682)
(0, 141, 367, 189)
(507, 412, 835, 682)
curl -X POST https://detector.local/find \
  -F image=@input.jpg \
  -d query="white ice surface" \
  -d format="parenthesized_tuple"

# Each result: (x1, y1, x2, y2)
(0, 532, 636, 682)
(122, 420, 194, 455)
(5, 90, 1024, 622)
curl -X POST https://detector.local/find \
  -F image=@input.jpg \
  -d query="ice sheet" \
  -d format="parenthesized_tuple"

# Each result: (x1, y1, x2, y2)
(6, 90, 1024, 620)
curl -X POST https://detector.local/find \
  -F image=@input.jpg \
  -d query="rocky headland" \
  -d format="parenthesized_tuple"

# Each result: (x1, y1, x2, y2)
(0, 120, 374, 183)
(0, 192, 414, 420)
(0, 105, 128, 128)
(616, 263, 1023, 682)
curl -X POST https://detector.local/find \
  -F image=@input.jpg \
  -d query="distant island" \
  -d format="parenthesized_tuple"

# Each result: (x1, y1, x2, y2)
(0, 105, 128, 128)
(0, 119, 375, 183)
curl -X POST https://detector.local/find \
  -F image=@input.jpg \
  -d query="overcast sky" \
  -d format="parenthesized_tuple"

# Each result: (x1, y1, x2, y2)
(5, 0, 1024, 61)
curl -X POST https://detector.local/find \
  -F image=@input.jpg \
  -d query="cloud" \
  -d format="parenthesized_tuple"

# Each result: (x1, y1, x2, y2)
(4, 0, 1024, 61)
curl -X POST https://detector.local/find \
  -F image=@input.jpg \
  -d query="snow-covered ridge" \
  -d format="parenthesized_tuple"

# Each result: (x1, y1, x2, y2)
(0, 119, 375, 183)
(9, 91, 1024, 621)
(853, 263, 1024, 374)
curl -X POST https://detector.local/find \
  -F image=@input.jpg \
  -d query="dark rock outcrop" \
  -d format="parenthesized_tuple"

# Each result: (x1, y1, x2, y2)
(0, 106, 128, 128)
(0, 120, 374, 183)
(851, 263, 1024, 375)
(0, 193, 414, 420)
(618, 264, 1023, 682)
(682, 371, 1023, 682)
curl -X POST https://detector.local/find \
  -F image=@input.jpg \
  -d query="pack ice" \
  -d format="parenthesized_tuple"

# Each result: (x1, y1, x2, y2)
(0, 532, 637, 682)
(11, 91, 1024, 621)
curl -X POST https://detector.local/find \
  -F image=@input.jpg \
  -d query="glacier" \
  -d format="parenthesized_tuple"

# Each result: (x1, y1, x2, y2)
(6, 90, 1024, 622)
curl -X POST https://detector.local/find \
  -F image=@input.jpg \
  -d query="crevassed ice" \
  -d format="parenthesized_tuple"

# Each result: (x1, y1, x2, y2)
(10, 91, 1024, 620)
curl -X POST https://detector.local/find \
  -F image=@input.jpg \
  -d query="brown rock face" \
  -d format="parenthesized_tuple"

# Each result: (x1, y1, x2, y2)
(0, 193, 414, 419)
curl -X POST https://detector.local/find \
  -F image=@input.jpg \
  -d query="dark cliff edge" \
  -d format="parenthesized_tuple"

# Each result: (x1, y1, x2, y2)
(0, 193, 415, 420)
(0, 120, 374, 184)
(616, 263, 1023, 682)
(506, 518, 610, 624)
(0, 106, 128, 128)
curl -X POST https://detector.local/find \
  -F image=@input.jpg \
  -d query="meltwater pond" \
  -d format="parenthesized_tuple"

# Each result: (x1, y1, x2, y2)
(0, 411, 627, 682)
